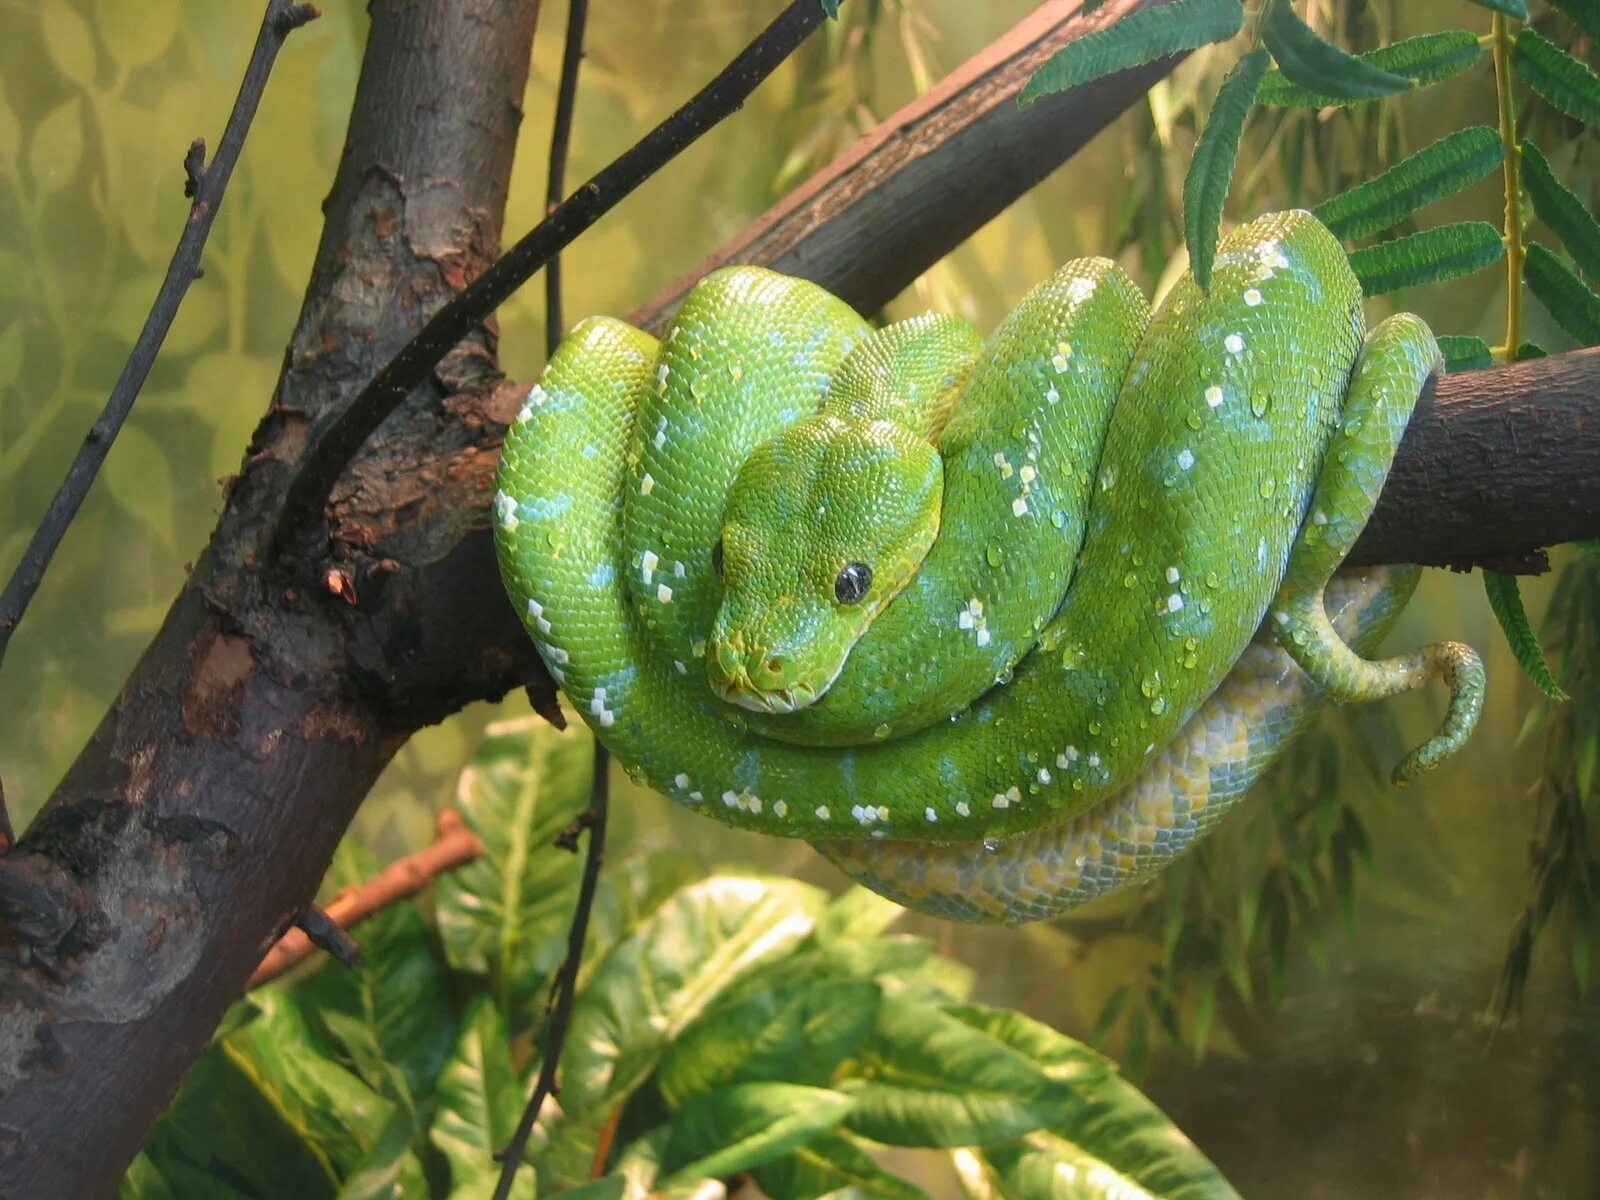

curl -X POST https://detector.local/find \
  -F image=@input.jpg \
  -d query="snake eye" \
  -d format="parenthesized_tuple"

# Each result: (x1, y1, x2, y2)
(712, 539, 724, 577)
(834, 562, 872, 605)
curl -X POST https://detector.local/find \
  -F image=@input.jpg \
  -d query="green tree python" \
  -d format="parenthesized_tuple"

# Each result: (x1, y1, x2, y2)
(494, 211, 1484, 924)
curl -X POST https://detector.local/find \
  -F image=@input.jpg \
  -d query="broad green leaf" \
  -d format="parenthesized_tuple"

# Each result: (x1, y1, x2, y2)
(659, 1083, 856, 1187)
(1346, 221, 1504, 296)
(1185, 48, 1268, 291)
(566, 849, 705, 993)
(103, 422, 177, 553)
(1513, 27, 1600, 126)
(813, 884, 907, 944)
(1549, 0, 1600, 40)
(1019, 0, 1244, 104)
(435, 715, 594, 1015)
(561, 875, 826, 1118)
(1261, 2, 1410, 102)
(335, 1111, 429, 1200)
(1314, 126, 1504, 241)
(93, 0, 179, 69)
(756, 1133, 930, 1200)
(291, 842, 455, 1109)
(1468, 0, 1529, 16)
(1525, 241, 1600, 344)
(1519, 140, 1600, 284)
(1515, 341, 1548, 360)
(1257, 30, 1480, 107)
(28, 95, 84, 196)
(657, 978, 880, 1108)
(942, 1006, 1112, 1087)
(1484, 571, 1569, 701)
(843, 1002, 1075, 1148)
(430, 997, 535, 1200)
(1437, 335, 1493, 372)
(117, 1154, 178, 1200)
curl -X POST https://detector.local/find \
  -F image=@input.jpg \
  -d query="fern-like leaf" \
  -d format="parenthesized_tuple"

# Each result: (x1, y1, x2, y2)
(1315, 126, 1504, 240)
(1347, 222, 1504, 296)
(1262, 2, 1411, 102)
(1512, 27, 1600, 126)
(1484, 570, 1569, 702)
(1437, 334, 1493, 372)
(1258, 30, 1481, 107)
(1524, 242, 1600, 344)
(1185, 48, 1268, 291)
(1519, 140, 1600, 284)
(1020, 0, 1244, 104)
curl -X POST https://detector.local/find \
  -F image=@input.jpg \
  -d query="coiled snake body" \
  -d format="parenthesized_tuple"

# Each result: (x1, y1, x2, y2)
(494, 211, 1484, 923)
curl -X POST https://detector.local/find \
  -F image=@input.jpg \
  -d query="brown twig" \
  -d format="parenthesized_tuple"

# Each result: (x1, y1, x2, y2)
(274, 0, 835, 550)
(246, 810, 482, 989)
(0, 0, 319, 671)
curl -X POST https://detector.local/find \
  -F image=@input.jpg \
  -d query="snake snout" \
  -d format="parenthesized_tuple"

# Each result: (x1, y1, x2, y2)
(708, 634, 819, 714)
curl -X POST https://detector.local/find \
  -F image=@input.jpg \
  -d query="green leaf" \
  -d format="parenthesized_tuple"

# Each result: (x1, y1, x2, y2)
(28, 95, 84, 196)
(1185, 48, 1268, 291)
(1261, 2, 1410, 102)
(1468, 0, 1529, 17)
(1484, 570, 1569, 701)
(1515, 340, 1548, 360)
(657, 978, 880, 1109)
(1437, 334, 1494, 372)
(813, 884, 907, 944)
(41, 3, 97, 86)
(93, 0, 179, 70)
(659, 1083, 855, 1187)
(1346, 221, 1504, 295)
(291, 842, 455, 1109)
(430, 997, 535, 1200)
(435, 716, 594, 1014)
(1513, 27, 1600, 126)
(117, 1154, 178, 1200)
(1314, 126, 1504, 241)
(1549, 0, 1600, 40)
(335, 1111, 429, 1200)
(843, 1002, 1076, 1148)
(1519, 140, 1600, 284)
(1019, 0, 1244, 104)
(755, 1133, 930, 1200)
(942, 1006, 1112, 1086)
(561, 875, 827, 1118)
(1525, 241, 1600, 344)
(1258, 30, 1480, 107)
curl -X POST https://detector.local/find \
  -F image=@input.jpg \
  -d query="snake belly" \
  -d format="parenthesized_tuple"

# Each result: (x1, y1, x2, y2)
(494, 211, 1476, 919)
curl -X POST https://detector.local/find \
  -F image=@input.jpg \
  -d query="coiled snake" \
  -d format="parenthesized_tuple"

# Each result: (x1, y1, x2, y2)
(494, 211, 1484, 923)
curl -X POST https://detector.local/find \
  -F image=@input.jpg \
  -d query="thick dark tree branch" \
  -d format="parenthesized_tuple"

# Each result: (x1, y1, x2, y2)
(275, 0, 831, 548)
(0, 0, 318, 670)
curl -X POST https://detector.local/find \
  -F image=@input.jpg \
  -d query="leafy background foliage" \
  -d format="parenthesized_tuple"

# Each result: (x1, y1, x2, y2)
(0, 0, 1597, 1196)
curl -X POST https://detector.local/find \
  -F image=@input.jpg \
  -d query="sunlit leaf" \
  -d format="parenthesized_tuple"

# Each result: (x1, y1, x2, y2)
(93, 0, 179, 69)
(1314, 126, 1504, 240)
(1185, 48, 1267, 291)
(1258, 30, 1480, 107)
(1519, 140, 1600, 283)
(116, 1154, 178, 1200)
(335, 1111, 429, 1200)
(1346, 221, 1504, 295)
(1019, 0, 1244, 104)
(756, 1133, 929, 1200)
(1261, 2, 1410, 102)
(659, 1083, 855, 1187)
(561, 875, 826, 1118)
(1484, 570, 1569, 701)
(42, 3, 97, 86)
(434, 715, 593, 1015)
(1525, 241, 1600, 344)
(1437, 334, 1493, 372)
(430, 997, 535, 1200)
(1513, 27, 1600, 126)
(843, 1001, 1076, 1148)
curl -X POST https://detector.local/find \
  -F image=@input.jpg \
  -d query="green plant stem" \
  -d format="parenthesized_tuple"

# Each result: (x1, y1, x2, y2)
(1493, 12, 1525, 362)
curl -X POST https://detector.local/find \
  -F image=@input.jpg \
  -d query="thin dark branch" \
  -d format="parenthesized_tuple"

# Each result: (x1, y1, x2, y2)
(544, 0, 590, 357)
(0, 0, 318, 671)
(493, 749, 609, 1200)
(291, 904, 361, 969)
(275, 0, 833, 550)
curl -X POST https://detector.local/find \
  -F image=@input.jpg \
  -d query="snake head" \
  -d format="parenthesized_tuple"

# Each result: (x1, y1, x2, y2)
(708, 414, 942, 714)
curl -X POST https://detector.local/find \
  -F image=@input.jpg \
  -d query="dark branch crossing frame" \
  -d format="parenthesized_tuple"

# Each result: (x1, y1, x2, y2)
(0, 2, 1597, 1196)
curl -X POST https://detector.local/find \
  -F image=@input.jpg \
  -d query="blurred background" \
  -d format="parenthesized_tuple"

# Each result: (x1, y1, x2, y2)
(0, 1, 1595, 1195)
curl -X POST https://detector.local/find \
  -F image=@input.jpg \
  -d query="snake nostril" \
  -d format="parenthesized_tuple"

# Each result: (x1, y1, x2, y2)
(763, 655, 785, 678)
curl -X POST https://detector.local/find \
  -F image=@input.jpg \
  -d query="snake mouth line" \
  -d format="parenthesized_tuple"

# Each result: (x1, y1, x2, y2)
(714, 681, 819, 714)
